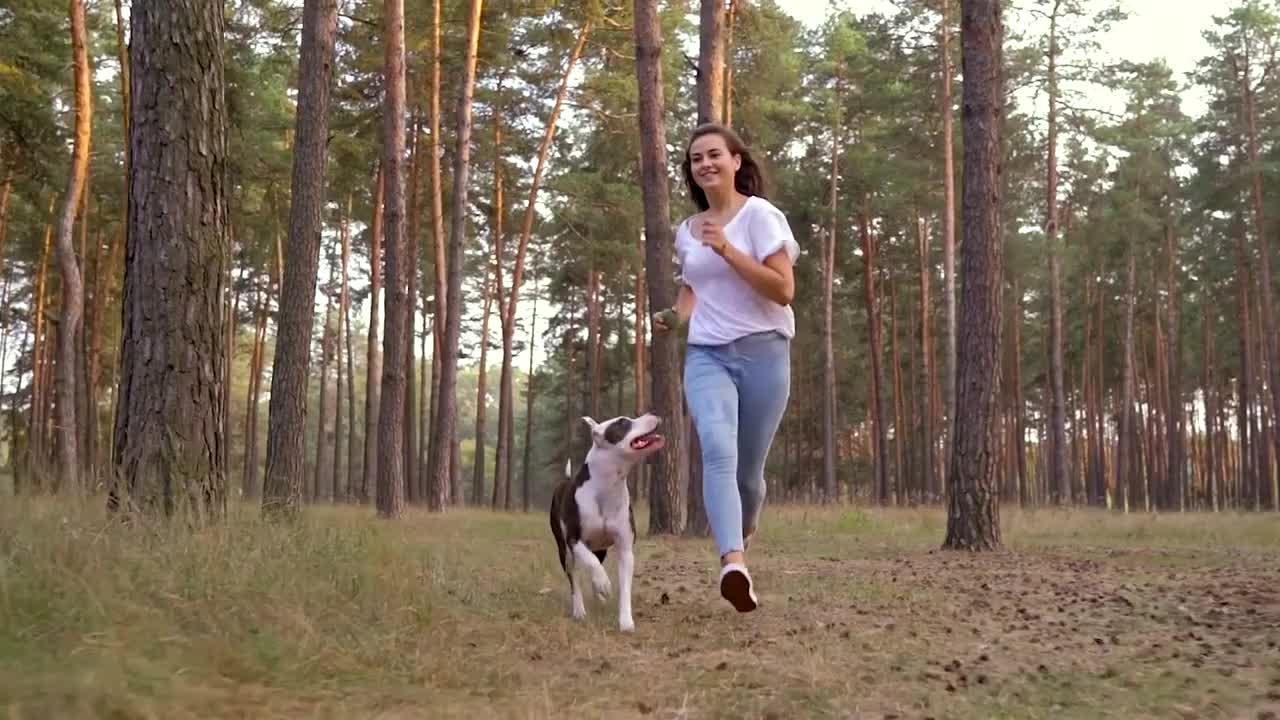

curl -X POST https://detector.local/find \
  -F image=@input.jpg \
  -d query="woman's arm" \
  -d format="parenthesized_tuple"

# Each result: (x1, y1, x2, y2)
(716, 243, 794, 306)
(696, 215, 795, 306)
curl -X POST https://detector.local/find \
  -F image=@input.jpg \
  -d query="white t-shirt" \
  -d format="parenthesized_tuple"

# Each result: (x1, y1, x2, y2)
(674, 195, 801, 346)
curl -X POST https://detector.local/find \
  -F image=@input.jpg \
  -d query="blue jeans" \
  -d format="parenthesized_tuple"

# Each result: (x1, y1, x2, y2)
(683, 331, 791, 557)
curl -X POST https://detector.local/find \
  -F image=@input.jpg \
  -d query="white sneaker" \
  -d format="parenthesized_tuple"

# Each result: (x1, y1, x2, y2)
(719, 562, 758, 613)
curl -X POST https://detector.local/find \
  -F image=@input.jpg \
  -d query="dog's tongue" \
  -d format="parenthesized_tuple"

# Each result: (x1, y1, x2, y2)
(632, 433, 662, 449)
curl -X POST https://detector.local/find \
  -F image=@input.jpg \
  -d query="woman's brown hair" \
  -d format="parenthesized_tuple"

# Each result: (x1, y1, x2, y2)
(681, 123, 767, 212)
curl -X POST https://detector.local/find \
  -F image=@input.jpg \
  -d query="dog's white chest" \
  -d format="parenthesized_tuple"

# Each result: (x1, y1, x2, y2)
(575, 485, 630, 551)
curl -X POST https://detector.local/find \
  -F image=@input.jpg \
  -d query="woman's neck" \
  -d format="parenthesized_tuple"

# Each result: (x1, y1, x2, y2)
(705, 187, 741, 214)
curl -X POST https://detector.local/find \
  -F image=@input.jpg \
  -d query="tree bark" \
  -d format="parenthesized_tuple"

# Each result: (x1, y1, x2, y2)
(242, 283, 268, 498)
(425, 0, 448, 502)
(943, 0, 1003, 551)
(940, 0, 957, 498)
(859, 210, 890, 505)
(474, 260, 494, 507)
(496, 20, 591, 511)
(429, 0, 484, 512)
(315, 261, 337, 501)
(697, 0, 725, 125)
(1162, 225, 1184, 511)
(891, 281, 907, 503)
(723, 0, 737, 126)
(0, 174, 11, 276)
(521, 273, 540, 512)
(404, 115, 421, 504)
(917, 211, 936, 503)
(375, 0, 410, 519)
(1237, 42, 1280, 512)
(363, 163, 384, 503)
(342, 194, 357, 499)
(28, 202, 53, 482)
(489, 87, 509, 508)
(54, 0, 92, 491)
(109, 0, 229, 523)
(636, 0, 686, 534)
(1044, 0, 1068, 506)
(821, 100, 840, 503)
(260, 0, 338, 517)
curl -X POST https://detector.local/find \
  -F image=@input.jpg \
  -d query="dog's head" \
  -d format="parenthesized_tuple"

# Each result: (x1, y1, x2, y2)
(581, 413, 666, 461)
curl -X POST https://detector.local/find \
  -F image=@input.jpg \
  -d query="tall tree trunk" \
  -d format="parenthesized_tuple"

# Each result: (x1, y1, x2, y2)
(940, 0, 957, 498)
(821, 101, 840, 503)
(425, 0, 448, 502)
(722, 0, 736, 126)
(243, 284, 268, 498)
(521, 273, 540, 512)
(1163, 224, 1185, 511)
(1236, 219, 1255, 507)
(586, 269, 603, 420)
(334, 201, 349, 500)
(54, 0, 92, 491)
(474, 262, 494, 506)
(943, 0, 1003, 551)
(917, 211, 936, 503)
(697, 0, 725, 125)
(113, 0, 130, 203)
(0, 172, 12, 276)
(364, 164, 384, 503)
(1238, 43, 1280, 511)
(376, 0, 410, 520)
(342, 194, 357, 499)
(1118, 239, 1138, 513)
(315, 264, 336, 501)
(429, 0, 484, 512)
(1044, 0, 1068, 505)
(859, 209, 890, 505)
(28, 200, 54, 484)
(635, 0, 686, 534)
(496, 20, 590, 511)
(109, 0, 229, 522)
(404, 116, 421, 504)
(1203, 309, 1218, 511)
(633, 232, 648, 499)
(489, 85, 510, 509)
(261, 0, 338, 517)
(891, 281, 907, 503)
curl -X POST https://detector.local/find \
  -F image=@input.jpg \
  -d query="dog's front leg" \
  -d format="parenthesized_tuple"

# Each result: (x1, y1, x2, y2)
(570, 542, 611, 600)
(616, 536, 635, 632)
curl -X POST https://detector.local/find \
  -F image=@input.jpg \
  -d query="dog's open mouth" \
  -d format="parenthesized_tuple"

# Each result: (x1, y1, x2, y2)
(630, 431, 665, 450)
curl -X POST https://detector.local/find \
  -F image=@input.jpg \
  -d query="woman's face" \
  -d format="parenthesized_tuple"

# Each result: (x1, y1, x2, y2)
(688, 133, 741, 194)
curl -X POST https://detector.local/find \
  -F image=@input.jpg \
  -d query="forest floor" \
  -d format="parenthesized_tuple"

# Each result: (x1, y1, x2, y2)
(2, 494, 1279, 719)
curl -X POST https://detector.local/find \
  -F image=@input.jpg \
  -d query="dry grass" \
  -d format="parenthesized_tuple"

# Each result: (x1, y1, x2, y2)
(1, 496, 1278, 719)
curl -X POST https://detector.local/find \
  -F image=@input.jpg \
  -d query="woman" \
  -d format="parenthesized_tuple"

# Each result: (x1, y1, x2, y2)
(653, 123, 799, 613)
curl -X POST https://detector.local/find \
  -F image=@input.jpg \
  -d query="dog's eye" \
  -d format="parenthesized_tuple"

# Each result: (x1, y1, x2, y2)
(603, 419, 632, 445)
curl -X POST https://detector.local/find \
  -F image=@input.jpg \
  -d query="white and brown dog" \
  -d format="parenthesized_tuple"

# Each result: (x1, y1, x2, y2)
(549, 413, 665, 632)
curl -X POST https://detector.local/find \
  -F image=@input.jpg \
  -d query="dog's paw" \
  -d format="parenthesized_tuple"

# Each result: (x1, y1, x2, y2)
(592, 572, 612, 600)
(571, 596, 587, 620)
(619, 616, 635, 633)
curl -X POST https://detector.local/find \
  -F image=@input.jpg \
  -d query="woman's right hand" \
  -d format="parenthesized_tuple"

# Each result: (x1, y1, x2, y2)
(653, 307, 679, 334)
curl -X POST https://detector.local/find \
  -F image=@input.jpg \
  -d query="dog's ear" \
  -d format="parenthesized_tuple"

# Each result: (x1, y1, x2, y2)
(581, 416, 599, 432)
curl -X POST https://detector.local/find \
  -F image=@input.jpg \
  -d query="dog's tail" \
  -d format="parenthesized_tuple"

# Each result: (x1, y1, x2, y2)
(564, 457, 572, 479)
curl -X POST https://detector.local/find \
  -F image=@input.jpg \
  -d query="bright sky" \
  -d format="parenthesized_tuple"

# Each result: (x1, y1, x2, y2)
(782, 0, 1223, 117)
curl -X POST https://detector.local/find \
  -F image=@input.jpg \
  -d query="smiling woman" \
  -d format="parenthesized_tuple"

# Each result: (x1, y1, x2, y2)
(652, 122, 800, 614)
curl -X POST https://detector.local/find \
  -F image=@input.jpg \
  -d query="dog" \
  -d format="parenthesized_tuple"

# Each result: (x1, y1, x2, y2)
(549, 413, 665, 632)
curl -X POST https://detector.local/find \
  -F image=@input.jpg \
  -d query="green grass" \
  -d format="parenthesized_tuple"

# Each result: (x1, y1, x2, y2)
(2, 496, 1278, 719)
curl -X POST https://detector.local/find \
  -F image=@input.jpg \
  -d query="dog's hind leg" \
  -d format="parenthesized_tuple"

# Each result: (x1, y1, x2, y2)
(616, 539, 635, 632)
(571, 542, 612, 600)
